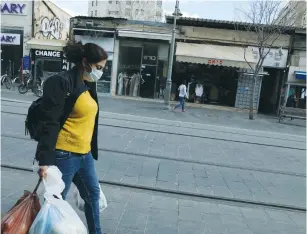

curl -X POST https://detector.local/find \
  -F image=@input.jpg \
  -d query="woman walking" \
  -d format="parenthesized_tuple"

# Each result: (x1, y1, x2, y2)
(37, 41, 108, 234)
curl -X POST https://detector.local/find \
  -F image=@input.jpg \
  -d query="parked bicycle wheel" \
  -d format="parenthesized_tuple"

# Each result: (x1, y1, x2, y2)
(18, 83, 28, 94)
(34, 82, 43, 97)
(1, 75, 7, 86)
(5, 77, 13, 90)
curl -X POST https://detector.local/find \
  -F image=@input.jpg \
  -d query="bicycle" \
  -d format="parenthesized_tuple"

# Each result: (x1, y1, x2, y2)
(1, 60, 13, 90)
(18, 72, 43, 96)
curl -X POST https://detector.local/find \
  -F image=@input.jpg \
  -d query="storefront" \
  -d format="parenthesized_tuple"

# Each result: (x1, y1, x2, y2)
(1, 29, 23, 77)
(75, 35, 115, 94)
(282, 66, 306, 109)
(26, 39, 68, 82)
(116, 38, 169, 99)
(173, 42, 255, 108)
(249, 46, 289, 114)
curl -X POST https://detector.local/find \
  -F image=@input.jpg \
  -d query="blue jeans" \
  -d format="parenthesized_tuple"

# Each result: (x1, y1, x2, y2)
(174, 97, 185, 111)
(55, 150, 101, 234)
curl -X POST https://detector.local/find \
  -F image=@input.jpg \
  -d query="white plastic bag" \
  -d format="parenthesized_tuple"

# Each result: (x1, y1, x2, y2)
(73, 184, 107, 213)
(29, 166, 87, 234)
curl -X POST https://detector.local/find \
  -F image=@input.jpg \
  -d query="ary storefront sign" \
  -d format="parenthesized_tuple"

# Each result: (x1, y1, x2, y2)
(1, 2, 27, 15)
(0, 33, 20, 45)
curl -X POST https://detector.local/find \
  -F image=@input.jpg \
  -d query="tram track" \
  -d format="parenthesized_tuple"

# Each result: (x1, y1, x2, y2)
(2, 109, 305, 151)
(1, 164, 305, 213)
(2, 134, 306, 178)
(1, 99, 305, 143)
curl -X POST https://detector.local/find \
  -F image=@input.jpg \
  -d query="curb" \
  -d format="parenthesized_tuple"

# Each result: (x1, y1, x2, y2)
(1, 164, 305, 212)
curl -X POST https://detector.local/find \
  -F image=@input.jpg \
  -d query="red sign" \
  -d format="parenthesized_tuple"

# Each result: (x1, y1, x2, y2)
(208, 59, 223, 65)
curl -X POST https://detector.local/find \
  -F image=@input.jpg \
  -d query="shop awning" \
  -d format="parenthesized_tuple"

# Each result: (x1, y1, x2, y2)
(175, 42, 255, 69)
(118, 30, 172, 41)
(26, 39, 67, 51)
(295, 71, 306, 80)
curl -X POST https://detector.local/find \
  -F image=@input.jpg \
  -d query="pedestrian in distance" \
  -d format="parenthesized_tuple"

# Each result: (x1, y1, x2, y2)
(36, 40, 108, 234)
(173, 80, 188, 112)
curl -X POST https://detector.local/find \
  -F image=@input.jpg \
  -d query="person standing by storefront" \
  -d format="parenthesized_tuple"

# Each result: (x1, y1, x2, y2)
(36, 41, 108, 234)
(173, 80, 188, 112)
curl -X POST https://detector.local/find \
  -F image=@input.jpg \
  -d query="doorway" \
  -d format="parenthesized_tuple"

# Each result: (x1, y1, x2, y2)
(140, 65, 156, 98)
(140, 44, 158, 98)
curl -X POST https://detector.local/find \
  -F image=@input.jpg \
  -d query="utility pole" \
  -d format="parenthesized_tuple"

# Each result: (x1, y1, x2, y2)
(164, 0, 181, 109)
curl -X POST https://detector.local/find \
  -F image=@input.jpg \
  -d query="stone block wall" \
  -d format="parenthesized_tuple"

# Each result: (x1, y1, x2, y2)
(235, 71, 263, 111)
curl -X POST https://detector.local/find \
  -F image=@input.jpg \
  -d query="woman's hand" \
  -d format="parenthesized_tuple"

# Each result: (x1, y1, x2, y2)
(37, 166, 48, 178)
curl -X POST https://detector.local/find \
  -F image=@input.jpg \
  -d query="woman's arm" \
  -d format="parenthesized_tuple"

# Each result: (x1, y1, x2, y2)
(36, 75, 68, 166)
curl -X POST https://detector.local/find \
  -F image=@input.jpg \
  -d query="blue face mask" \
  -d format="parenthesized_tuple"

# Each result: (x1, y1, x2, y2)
(84, 67, 103, 82)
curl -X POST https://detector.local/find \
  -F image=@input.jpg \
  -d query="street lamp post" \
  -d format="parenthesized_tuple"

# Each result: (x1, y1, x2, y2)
(164, 0, 182, 109)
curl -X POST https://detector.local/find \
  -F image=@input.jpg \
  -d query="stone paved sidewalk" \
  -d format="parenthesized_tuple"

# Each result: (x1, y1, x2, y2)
(2, 135, 306, 209)
(1, 168, 306, 234)
(2, 110, 306, 176)
(1, 91, 306, 136)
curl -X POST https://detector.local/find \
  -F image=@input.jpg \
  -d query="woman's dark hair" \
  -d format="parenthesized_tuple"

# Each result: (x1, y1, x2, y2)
(63, 40, 108, 64)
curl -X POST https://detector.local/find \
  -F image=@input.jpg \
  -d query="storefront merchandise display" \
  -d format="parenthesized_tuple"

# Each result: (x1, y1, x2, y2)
(195, 84, 204, 103)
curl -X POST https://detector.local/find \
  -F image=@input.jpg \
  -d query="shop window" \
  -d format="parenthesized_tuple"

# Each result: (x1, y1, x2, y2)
(117, 46, 142, 97)
(97, 60, 112, 93)
(35, 59, 62, 82)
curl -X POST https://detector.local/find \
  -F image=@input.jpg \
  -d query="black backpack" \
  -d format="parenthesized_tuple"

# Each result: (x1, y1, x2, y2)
(25, 97, 44, 141)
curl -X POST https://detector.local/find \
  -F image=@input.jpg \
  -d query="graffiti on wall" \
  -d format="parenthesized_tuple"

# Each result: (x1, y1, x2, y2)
(36, 16, 64, 40)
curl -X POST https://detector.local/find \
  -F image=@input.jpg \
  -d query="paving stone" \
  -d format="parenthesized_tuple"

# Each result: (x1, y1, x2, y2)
(151, 196, 178, 211)
(118, 211, 148, 230)
(155, 180, 178, 191)
(148, 208, 178, 225)
(212, 186, 234, 198)
(137, 176, 156, 187)
(265, 209, 295, 222)
(115, 228, 144, 234)
(121, 176, 139, 185)
(196, 186, 214, 195)
(178, 220, 204, 234)
(179, 206, 203, 222)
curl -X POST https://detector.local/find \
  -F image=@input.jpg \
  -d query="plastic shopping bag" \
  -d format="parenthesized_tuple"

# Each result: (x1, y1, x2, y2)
(1, 178, 42, 234)
(29, 166, 87, 234)
(73, 184, 107, 213)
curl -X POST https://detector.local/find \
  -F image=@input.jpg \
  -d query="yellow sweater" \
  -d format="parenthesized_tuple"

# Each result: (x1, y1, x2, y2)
(56, 91, 98, 154)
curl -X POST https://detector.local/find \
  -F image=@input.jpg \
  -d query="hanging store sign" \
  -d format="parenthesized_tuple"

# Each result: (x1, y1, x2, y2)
(0, 33, 20, 45)
(34, 49, 62, 58)
(142, 55, 157, 65)
(208, 59, 223, 65)
(249, 46, 288, 68)
(143, 56, 156, 61)
(1, 3, 27, 15)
